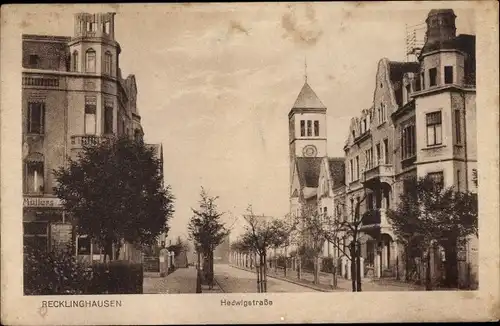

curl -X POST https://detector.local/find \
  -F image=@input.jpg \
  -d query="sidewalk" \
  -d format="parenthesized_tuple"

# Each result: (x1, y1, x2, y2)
(143, 267, 198, 294)
(230, 264, 425, 292)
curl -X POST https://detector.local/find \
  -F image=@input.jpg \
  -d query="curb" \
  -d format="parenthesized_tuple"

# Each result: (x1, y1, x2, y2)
(229, 265, 335, 293)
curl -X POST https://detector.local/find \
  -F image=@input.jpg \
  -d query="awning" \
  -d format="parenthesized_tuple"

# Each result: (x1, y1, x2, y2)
(24, 152, 44, 163)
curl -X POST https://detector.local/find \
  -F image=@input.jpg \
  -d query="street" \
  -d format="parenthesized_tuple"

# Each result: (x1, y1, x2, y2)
(143, 267, 198, 294)
(213, 264, 317, 293)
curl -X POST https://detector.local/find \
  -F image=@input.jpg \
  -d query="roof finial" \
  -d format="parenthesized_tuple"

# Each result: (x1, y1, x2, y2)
(304, 56, 308, 83)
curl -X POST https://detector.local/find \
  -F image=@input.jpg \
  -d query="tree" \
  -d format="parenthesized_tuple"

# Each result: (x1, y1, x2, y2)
(297, 206, 326, 284)
(387, 176, 478, 289)
(54, 136, 175, 262)
(241, 206, 289, 292)
(187, 187, 229, 286)
(320, 191, 368, 292)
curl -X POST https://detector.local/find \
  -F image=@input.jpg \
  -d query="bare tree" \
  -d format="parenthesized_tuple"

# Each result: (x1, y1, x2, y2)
(241, 206, 289, 292)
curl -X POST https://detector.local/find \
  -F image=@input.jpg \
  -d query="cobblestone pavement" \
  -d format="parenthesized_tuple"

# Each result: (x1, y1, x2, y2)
(143, 267, 197, 294)
(214, 264, 317, 293)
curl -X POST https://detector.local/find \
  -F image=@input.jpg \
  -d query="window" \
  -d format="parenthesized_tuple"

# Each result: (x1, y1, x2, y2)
(352, 130, 355, 139)
(84, 97, 97, 135)
(383, 139, 389, 164)
(429, 68, 437, 87)
(104, 106, 113, 134)
(444, 66, 453, 84)
(72, 51, 78, 72)
(323, 207, 328, 217)
(355, 156, 360, 180)
(349, 160, 354, 182)
(314, 120, 319, 137)
(405, 84, 411, 98)
(307, 120, 312, 136)
(378, 103, 386, 124)
(350, 198, 354, 220)
(427, 171, 444, 190)
(29, 54, 40, 67)
(24, 161, 44, 194)
(456, 169, 461, 191)
(401, 124, 416, 159)
(104, 51, 112, 75)
(27, 102, 45, 134)
(455, 109, 461, 144)
(85, 49, 96, 73)
(355, 196, 360, 218)
(376, 143, 381, 165)
(300, 120, 305, 137)
(86, 21, 95, 32)
(426, 111, 442, 146)
(24, 221, 48, 253)
(365, 148, 373, 170)
(367, 193, 373, 210)
(104, 21, 110, 34)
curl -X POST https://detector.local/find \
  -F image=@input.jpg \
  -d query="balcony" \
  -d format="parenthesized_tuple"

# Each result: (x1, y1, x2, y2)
(70, 135, 114, 150)
(363, 164, 394, 186)
(359, 208, 392, 237)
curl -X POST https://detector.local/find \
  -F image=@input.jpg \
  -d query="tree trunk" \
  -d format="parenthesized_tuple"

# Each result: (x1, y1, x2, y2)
(332, 264, 337, 289)
(263, 253, 268, 293)
(350, 242, 357, 292)
(255, 255, 261, 293)
(313, 256, 319, 285)
(356, 244, 362, 292)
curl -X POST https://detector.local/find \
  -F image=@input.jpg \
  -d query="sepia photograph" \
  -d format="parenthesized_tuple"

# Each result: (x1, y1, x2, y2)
(1, 2, 499, 324)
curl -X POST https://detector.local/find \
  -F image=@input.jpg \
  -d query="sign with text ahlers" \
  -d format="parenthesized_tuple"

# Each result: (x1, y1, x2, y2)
(23, 196, 62, 208)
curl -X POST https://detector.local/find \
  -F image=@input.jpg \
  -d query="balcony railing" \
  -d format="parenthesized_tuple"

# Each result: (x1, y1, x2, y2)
(364, 164, 394, 182)
(71, 135, 114, 149)
(360, 208, 390, 229)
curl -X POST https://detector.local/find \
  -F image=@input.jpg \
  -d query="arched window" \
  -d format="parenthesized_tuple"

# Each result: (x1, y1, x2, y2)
(104, 51, 112, 75)
(85, 49, 96, 73)
(72, 51, 78, 72)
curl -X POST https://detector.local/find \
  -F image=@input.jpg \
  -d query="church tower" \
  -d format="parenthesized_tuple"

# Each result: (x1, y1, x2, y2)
(288, 79, 327, 182)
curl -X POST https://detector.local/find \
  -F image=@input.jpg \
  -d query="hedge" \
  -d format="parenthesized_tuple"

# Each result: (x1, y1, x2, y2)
(24, 246, 143, 295)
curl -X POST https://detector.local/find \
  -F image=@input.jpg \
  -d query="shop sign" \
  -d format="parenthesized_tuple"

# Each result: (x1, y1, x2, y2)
(24, 196, 62, 208)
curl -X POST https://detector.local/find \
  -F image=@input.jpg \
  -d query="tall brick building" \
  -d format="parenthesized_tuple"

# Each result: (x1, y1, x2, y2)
(22, 12, 162, 262)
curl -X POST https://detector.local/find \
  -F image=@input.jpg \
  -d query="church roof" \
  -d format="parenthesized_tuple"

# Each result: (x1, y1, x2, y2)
(296, 157, 323, 188)
(328, 157, 345, 190)
(292, 82, 326, 109)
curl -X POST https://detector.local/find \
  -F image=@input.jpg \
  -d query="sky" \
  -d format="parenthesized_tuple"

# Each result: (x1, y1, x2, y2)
(20, 3, 475, 241)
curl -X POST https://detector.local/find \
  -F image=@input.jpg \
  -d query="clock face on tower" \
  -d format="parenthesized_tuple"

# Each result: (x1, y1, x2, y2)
(302, 145, 318, 157)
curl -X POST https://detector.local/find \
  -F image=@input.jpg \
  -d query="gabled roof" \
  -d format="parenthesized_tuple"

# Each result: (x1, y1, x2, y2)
(327, 157, 345, 189)
(296, 157, 323, 188)
(292, 82, 326, 109)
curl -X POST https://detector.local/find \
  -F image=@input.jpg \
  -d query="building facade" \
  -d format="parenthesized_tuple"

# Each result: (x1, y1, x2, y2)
(22, 12, 160, 263)
(336, 9, 477, 285)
